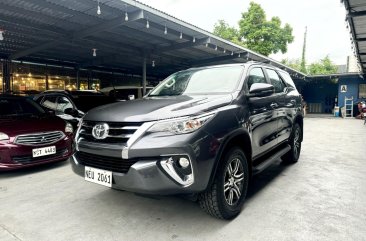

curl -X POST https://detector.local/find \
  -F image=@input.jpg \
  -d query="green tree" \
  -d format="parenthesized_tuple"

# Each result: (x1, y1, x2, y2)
(213, 20, 241, 46)
(213, 2, 294, 56)
(281, 58, 303, 72)
(308, 56, 338, 75)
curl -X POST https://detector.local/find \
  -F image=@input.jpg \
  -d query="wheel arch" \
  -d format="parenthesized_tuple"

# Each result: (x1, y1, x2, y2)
(207, 130, 253, 189)
(294, 114, 304, 141)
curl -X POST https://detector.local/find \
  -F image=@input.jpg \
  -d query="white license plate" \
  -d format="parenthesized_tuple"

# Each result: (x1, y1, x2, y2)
(32, 146, 56, 158)
(84, 166, 112, 187)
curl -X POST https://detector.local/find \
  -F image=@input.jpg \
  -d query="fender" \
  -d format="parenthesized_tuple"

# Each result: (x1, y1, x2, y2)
(293, 112, 304, 141)
(205, 128, 252, 190)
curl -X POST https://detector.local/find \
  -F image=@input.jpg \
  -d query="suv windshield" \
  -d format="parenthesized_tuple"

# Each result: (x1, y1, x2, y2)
(149, 66, 244, 96)
(0, 97, 45, 117)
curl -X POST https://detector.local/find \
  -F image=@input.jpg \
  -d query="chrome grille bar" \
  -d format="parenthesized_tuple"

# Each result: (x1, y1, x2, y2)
(14, 131, 65, 146)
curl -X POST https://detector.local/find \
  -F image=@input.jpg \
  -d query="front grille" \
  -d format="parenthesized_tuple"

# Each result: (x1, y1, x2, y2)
(12, 148, 68, 164)
(78, 121, 142, 145)
(76, 151, 137, 173)
(14, 131, 65, 146)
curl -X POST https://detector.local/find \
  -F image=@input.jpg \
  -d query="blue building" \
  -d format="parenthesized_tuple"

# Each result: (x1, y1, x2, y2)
(300, 74, 366, 116)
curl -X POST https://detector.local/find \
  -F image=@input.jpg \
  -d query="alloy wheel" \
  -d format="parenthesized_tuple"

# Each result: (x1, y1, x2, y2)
(294, 128, 300, 158)
(224, 158, 244, 206)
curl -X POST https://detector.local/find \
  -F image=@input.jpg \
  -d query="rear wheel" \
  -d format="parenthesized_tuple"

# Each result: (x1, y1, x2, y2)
(283, 123, 302, 163)
(199, 147, 249, 220)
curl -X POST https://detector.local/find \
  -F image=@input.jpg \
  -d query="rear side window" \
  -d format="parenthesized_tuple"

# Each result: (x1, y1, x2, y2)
(278, 71, 296, 88)
(247, 67, 267, 90)
(57, 97, 74, 113)
(41, 96, 58, 110)
(266, 69, 286, 93)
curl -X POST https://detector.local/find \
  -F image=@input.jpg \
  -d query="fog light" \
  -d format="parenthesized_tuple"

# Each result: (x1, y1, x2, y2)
(179, 157, 190, 168)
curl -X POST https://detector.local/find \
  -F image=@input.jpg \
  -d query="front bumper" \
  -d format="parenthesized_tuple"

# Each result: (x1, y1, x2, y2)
(0, 136, 73, 171)
(71, 155, 194, 195)
(71, 130, 218, 195)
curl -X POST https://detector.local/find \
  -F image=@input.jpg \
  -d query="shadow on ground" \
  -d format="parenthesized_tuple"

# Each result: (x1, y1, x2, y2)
(0, 160, 69, 178)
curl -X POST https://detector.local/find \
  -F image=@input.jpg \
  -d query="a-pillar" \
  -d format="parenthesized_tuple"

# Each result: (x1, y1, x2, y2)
(2, 60, 11, 93)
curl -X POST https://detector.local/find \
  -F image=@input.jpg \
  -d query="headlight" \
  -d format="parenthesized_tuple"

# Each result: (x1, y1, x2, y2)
(0, 132, 9, 141)
(65, 122, 73, 133)
(147, 113, 214, 134)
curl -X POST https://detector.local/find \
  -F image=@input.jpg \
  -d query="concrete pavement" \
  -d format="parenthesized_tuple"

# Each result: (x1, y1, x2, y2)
(1, 118, 366, 241)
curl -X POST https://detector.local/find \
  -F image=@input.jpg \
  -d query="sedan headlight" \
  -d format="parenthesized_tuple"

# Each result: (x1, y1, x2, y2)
(0, 132, 9, 141)
(65, 122, 74, 133)
(147, 113, 214, 134)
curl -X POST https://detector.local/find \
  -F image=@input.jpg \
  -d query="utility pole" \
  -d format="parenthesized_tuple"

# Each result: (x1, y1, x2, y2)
(300, 26, 307, 73)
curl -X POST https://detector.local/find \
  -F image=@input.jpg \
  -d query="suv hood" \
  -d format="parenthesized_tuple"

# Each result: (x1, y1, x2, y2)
(84, 94, 233, 122)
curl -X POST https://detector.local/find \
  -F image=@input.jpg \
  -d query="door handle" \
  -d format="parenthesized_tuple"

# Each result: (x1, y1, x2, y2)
(270, 103, 278, 108)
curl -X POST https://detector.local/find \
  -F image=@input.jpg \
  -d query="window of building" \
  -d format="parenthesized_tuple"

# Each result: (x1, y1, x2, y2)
(247, 67, 267, 90)
(359, 84, 366, 98)
(266, 69, 286, 93)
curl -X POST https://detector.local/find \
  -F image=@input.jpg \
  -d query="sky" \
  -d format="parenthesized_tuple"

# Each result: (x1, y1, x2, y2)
(137, 0, 352, 65)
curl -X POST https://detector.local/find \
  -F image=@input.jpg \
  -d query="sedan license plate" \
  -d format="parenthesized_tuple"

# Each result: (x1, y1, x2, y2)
(32, 146, 56, 158)
(85, 166, 112, 187)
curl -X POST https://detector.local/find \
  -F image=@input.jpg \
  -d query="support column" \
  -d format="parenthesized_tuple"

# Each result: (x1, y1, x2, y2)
(87, 69, 92, 90)
(45, 74, 49, 90)
(2, 60, 11, 93)
(76, 69, 80, 90)
(142, 57, 147, 96)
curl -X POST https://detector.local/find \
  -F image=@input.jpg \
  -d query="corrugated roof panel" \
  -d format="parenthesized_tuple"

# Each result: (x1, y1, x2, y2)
(0, 0, 307, 78)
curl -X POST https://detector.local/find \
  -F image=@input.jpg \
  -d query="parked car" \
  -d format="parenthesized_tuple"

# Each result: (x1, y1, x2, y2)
(33, 90, 116, 130)
(0, 95, 73, 171)
(71, 62, 304, 219)
(100, 86, 155, 101)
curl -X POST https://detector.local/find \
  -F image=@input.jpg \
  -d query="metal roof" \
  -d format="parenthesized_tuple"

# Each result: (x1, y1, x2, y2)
(0, 0, 307, 79)
(343, 0, 366, 74)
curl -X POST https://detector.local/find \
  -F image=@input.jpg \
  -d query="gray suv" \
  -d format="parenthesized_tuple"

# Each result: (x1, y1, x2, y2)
(71, 62, 303, 220)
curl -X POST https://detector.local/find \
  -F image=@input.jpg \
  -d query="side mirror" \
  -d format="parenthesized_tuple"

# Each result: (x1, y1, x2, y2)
(248, 83, 274, 98)
(64, 108, 78, 117)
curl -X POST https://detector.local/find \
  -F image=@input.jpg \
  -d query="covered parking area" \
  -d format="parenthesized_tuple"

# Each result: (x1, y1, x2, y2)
(0, 0, 306, 95)
(343, 0, 366, 74)
(1, 1, 366, 240)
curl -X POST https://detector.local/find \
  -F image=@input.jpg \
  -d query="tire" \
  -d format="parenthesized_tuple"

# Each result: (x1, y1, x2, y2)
(198, 147, 249, 220)
(283, 123, 302, 163)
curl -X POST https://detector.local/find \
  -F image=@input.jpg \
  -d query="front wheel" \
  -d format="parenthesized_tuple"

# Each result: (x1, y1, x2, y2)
(283, 123, 302, 163)
(198, 147, 249, 220)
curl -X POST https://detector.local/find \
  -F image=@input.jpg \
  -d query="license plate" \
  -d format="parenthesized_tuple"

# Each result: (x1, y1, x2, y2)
(84, 166, 112, 187)
(32, 146, 56, 158)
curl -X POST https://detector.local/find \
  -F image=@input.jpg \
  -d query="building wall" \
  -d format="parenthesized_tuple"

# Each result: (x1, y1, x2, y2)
(347, 55, 359, 73)
(338, 77, 366, 107)
(338, 76, 366, 115)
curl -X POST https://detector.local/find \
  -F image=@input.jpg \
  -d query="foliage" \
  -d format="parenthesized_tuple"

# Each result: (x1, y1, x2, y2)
(213, 20, 242, 46)
(213, 2, 294, 56)
(282, 56, 338, 75)
(308, 56, 338, 75)
(281, 58, 302, 72)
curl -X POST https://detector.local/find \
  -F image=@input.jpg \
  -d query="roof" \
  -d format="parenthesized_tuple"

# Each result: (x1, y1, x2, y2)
(309, 72, 361, 79)
(343, 0, 366, 74)
(0, 0, 307, 80)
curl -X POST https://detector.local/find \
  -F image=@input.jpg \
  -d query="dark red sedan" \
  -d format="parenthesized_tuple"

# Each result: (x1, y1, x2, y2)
(0, 95, 73, 171)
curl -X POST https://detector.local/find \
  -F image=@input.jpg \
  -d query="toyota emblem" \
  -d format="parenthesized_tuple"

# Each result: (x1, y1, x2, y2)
(92, 123, 109, 140)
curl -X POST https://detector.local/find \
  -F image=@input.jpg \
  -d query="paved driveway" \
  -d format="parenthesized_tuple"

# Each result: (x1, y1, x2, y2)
(1, 118, 366, 241)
